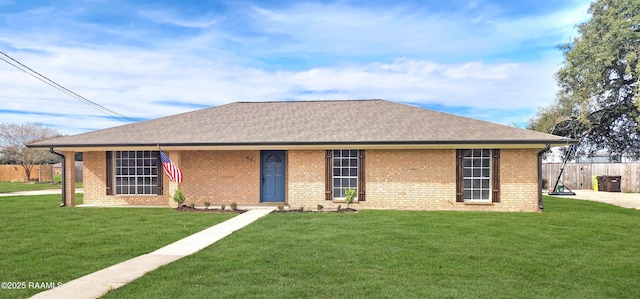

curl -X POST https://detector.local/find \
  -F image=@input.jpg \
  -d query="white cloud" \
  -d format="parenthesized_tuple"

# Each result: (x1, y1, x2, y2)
(2, 45, 561, 129)
(139, 9, 219, 28)
(443, 61, 519, 80)
(0, 0, 591, 135)
(489, 2, 591, 46)
(239, 1, 590, 62)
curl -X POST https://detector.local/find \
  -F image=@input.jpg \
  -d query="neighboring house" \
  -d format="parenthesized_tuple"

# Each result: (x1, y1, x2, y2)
(30, 100, 571, 211)
(53, 161, 84, 182)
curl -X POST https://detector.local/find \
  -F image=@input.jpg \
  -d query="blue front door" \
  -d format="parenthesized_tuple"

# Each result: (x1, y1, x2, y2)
(261, 151, 285, 202)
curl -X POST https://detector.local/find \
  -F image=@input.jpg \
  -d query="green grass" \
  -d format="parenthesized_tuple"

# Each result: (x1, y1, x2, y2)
(52, 175, 83, 187)
(0, 181, 61, 193)
(0, 181, 83, 193)
(105, 197, 640, 299)
(0, 194, 235, 298)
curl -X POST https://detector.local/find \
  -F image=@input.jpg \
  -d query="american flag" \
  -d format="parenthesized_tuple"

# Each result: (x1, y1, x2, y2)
(159, 149, 183, 182)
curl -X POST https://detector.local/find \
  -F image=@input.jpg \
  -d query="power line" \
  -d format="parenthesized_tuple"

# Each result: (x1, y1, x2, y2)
(0, 50, 135, 123)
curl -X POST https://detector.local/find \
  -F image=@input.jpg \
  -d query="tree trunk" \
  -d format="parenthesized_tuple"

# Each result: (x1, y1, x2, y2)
(21, 163, 33, 182)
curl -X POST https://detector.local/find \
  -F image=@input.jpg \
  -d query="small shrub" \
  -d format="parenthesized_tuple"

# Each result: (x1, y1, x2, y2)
(189, 203, 195, 209)
(172, 189, 186, 206)
(204, 202, 211, 209)
(221, 205, 226, 211)
(298, 206, 304, 212)
(337, 205, 341, 211)
(277, 204, 284, 212)
(317, 204, 324, 212)
(230, 202, 238, 211)
(345, 188, 356, 208)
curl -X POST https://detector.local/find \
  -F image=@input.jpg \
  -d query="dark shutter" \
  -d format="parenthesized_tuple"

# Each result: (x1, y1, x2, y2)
(325, 150, 332, 200)
(358, 150, 366, 201)
(157, 152, 163, 195)
(455, 150, 464, 202)
(106, 151, 113, 195)
(492, 149, 500, 203)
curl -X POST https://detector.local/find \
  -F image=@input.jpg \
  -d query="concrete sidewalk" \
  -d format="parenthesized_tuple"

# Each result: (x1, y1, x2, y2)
(0, 189, 83, 197)
(569, 189, 640, 210)
(31, 207, 275, 299)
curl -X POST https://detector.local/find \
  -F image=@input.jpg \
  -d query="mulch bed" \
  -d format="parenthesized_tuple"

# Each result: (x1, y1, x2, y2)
(173, 205, 357, 214)
(270, 208, 358, 214)
(174, 205, 247, 214)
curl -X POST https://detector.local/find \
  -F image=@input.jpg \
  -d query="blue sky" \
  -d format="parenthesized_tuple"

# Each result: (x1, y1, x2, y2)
(0, 0, 591, 135)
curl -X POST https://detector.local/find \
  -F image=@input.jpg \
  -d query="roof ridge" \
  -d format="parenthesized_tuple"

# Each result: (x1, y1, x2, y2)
(235, 99, 384, 104)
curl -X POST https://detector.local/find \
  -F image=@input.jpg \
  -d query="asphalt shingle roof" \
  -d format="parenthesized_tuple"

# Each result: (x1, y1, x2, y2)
(31, 99, 567, 148)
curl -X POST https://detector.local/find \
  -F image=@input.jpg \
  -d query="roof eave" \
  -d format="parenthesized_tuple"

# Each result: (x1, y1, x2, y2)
(30, 139, 576, 152)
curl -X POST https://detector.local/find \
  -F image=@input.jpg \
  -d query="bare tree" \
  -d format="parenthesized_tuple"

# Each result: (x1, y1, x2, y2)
(0, 123, 61, 182)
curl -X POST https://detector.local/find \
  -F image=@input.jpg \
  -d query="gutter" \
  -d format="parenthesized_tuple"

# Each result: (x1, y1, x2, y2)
(537, 144, 551, 210)
(28, 139, 579, 149)
(49, 147, 66, 207)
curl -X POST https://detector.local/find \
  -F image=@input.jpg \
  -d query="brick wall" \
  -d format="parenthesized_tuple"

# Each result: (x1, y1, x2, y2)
(63, 151, 76, 206)
(364, 149, 456, 210)
(287, 149, 541, 212)
(83, 151, 168, 206)
(287, 150, 326, 208)
(83, 148, 541, 211)
(498, 148, 540, 212)
(180, 150, 260, 206)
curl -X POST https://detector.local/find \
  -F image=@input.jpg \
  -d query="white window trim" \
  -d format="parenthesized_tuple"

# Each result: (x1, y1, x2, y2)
(462, 149, 492, 202)
(332, 149, 359, 200)
(113, 150, 160, 196)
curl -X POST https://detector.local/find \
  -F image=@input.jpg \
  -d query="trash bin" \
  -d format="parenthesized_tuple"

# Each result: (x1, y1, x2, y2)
(596, 176, 605, 191)
(603, 176, 621, 192)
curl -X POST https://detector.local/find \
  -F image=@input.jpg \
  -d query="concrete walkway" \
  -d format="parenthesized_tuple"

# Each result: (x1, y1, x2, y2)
(30, 207, 275, 299)
(567, 189, 640, 210)
(0, 189, 83, 197)
(546, 189, 640, 210)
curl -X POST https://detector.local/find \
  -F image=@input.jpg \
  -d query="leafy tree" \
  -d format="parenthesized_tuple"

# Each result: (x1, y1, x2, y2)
(0, 155, 14, 164)
(0, 123, 61, 181)
(528, 0, 640, 156)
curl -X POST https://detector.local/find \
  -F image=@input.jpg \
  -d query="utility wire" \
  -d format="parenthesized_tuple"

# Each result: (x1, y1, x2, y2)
(0, 50, 135, 123)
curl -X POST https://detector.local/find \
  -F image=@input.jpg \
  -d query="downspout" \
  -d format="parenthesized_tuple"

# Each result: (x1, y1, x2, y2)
(49, 147, 66, 207)
(538, 144, 551, 210)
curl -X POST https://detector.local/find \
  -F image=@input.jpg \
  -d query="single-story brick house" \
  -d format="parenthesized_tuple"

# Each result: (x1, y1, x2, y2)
(30, 100, 571, 211)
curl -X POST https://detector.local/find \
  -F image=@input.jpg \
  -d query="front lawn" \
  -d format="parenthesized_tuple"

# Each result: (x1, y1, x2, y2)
(106, 196, 640, 298)
(0, 194, 234, 298)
